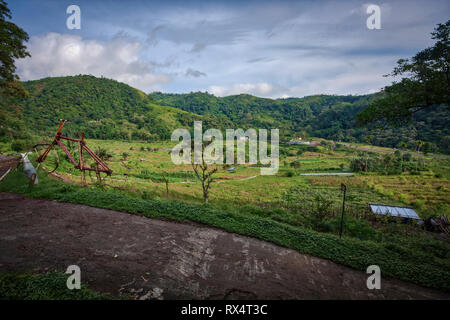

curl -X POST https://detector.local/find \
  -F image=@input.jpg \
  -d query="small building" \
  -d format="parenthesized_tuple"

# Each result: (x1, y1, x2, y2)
(369, 204, 420, 220)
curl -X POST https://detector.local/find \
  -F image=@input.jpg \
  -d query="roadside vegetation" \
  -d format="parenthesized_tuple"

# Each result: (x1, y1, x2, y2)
(0, 272, 111, 300)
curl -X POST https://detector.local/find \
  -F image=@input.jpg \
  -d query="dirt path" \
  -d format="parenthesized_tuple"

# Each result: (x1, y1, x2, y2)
(0, 192, 448, 300)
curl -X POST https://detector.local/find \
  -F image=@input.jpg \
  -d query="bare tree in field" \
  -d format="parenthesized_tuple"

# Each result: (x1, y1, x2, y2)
(191, 141, 218, 203)
(192, 158, 217, 203)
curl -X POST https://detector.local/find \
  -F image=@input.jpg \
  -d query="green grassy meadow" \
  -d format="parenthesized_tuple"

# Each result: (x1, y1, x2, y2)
(1, 138, 450, 292)
(48, 138, 450, 218)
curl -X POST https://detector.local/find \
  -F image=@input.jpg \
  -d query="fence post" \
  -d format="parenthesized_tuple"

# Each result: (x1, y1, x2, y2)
(340, 183, 346, 239)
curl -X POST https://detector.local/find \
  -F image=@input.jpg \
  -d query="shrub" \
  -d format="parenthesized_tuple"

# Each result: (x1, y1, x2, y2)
(290, 160, 301, 168)
(413, 199, 426, 211)
(94, 147, 112, 161)
(351, 152, 426, 175)
(285, 170, 295, 177)
(281, 187, 335, 230)
(403, 153, 412, 162)
(328, 216, 379, 241)
(11, 140, 27, 152)
(0, 272, 110, 300)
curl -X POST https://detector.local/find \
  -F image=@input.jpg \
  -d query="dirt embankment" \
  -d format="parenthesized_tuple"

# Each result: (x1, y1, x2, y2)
(0, 192, 448, 300)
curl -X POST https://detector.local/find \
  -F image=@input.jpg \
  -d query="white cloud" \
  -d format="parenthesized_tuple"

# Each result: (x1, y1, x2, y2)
(209, 82, 287, 97)
(13, 0, 449, 97)
(16, 32, 172, 92)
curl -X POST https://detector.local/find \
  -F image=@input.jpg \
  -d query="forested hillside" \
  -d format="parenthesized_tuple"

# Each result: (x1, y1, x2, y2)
(0, 75, 448, 153)
(150, 92, 450, 153)
(0, 75, 227, 143)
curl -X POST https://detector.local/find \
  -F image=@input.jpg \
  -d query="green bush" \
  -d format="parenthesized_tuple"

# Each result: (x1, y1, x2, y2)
(290, 160, 301, 168)
(328, 216, 379, 241)
(403, 152, 412, 162)
(350, 152, 427, 174)
(285, 170, 295, 177)
(0, 272, 111, 300)
(10, 140, 27, 152)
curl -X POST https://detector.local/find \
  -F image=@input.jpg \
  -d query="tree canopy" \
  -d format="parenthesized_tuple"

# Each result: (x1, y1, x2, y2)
(357, 20, 449, 126)
(0, 0, 30, 98)
(1, 75, 449, 153)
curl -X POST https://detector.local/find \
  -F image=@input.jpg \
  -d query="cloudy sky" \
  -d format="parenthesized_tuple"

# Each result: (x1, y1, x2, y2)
(8, 0, 450, 98)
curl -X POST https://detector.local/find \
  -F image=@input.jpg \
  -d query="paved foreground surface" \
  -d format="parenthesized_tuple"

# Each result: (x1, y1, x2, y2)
(0, 192, 448, 300)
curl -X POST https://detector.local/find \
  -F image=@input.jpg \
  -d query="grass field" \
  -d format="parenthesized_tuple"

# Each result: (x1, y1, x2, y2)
(45, 138, 450, 218)
(1, 138, 449, 292)
(1, 168, 450, 292)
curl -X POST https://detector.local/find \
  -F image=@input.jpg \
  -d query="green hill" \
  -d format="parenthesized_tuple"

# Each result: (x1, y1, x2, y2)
(149, 92, 373, 139)
(0, 75, 225, 143)
(150, 91, 450, 153)
(1, 75, 448, 153)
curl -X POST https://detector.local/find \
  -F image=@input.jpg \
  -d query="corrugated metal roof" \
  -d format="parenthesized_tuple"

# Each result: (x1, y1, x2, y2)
(369, 204, 420, 219)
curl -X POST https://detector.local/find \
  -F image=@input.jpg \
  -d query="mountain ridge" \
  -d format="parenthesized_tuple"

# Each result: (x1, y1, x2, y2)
(149, 90, 449, 152)
(1, 75, 448, 153)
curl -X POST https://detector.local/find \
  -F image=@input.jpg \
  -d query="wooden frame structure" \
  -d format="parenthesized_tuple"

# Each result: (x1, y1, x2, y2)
(35, 119, 112, 183)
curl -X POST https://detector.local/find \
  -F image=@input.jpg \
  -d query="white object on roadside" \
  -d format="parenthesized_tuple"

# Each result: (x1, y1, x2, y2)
(21, 152, 38, 184)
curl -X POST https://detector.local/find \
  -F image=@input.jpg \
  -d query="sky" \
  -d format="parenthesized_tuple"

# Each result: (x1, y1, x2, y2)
(7, 0, 450, 98)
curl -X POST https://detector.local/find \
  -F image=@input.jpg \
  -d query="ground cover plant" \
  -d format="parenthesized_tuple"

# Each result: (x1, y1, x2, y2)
(0, 272, 111, 300)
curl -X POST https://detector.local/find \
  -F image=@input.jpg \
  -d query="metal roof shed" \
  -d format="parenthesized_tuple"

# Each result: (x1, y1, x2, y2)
(369, 204, 420, 220)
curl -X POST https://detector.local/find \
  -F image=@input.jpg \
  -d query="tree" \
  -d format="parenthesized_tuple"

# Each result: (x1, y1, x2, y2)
(397, 142, 407, 172)
(0, 0, 30, 98)
(416, 140, 424, 153)
(399, 142, 408, 150)
(191, 148, 218, 203)
(95, 147, 112, 161)
(422, 142, 431, 154)
(357, 20, 449, 126)
(415, 140, 424, 171)
(10, 139, 25, 152)
(161, 171, 169, 197)
(290, 159, 301, 168)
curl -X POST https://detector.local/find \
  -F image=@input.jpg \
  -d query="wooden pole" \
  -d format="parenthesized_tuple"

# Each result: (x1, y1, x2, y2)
(78, 139, 85, 185)
(340, 183, 346, 239)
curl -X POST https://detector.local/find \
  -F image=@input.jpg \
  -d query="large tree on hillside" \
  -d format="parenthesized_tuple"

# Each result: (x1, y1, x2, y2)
(357, 20, 449, 126)
(0, 0, 30, 98)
